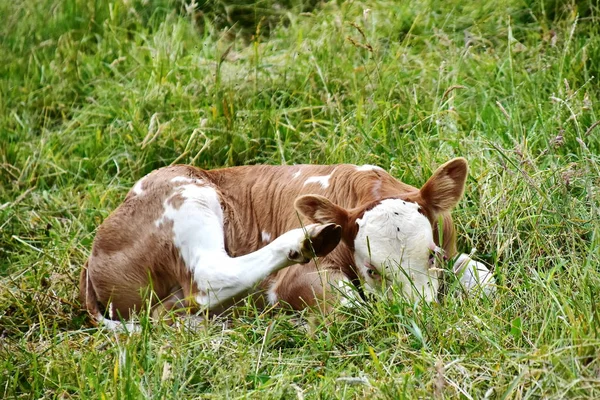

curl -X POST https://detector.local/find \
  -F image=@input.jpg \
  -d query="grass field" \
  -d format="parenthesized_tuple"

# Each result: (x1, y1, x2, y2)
(1, 0, 600, 398)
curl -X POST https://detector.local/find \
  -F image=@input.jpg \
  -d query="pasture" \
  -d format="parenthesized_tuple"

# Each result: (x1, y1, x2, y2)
(1, 0, 599, 397)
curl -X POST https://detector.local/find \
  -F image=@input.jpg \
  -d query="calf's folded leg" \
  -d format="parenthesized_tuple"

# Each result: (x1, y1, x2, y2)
(192, 223, 342, 308)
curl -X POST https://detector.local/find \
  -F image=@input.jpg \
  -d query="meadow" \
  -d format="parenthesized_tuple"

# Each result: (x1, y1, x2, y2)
(1, 0, 600, 397)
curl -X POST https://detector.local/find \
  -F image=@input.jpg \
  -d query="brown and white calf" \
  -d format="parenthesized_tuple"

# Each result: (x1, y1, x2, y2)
(80, 158, 493, 327)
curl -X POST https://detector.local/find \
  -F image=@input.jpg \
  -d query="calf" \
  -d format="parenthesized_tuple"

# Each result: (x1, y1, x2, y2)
(80, 158, 492, 326)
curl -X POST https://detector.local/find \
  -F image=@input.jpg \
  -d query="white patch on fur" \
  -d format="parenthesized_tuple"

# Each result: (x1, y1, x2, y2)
(355, 164, 383, 172)
(453, 254, 496, 297)
(353, 199, 438, 302)
(171, 176, 203, 185)
(304, 169, 335, 189)
(154, 184, 225, 260)
(261, 231, 272, 243)
(371, 179, 382, 198)
(267, 284, 279, 305)
(132, 177, 146, 195)
(336, 277, 359, 308)
(292, 170, 302, 179)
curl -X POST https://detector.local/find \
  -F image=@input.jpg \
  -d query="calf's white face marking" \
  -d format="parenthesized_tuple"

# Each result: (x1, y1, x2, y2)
(353, 199, 439, 302)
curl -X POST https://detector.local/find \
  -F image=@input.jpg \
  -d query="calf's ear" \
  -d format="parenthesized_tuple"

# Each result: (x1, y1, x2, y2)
(295, 195, 359, 247)
(294, 195, 348, 225)
(419, 158, 468, 213)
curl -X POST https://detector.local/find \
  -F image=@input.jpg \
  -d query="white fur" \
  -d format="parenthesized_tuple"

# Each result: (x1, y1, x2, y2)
(267, 284, 279, 305)
(336, 276, 360, 308)
(261, 231, 272, 243)
(171, 176, 203, 185)
(132, 177, 146, 195)
(371, 179, 381, 198)
(154, 183, 225, 262)
(353, 199, 438, 302)
(155, 184, 321, 308)
(292, 170, 302, 179)
(453, 254, 496, 297)
(303, 169, 335, 189)
(355, 164, 383, 172)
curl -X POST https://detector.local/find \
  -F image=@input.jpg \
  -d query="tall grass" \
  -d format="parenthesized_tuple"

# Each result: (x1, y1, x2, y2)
(1, 0, 599, 397)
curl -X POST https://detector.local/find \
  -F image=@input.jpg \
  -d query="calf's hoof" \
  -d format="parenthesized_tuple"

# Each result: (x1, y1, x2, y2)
(288, 223, 342, 263)
(453, 254, 496, 297)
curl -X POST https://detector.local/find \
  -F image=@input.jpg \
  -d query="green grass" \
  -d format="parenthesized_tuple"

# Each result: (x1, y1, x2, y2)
(1, 0, 600, 397)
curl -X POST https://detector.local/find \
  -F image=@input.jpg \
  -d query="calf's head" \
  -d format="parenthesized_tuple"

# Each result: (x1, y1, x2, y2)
(295, 158, 468, 302)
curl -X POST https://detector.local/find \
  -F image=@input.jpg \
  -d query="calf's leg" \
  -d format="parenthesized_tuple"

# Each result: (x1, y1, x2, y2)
(190, 223, 342, 309)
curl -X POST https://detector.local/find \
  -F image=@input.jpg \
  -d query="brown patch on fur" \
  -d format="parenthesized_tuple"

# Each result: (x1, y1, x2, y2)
(166, 192, 186, 209)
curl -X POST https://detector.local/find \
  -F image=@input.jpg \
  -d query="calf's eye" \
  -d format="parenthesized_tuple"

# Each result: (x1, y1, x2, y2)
(366, 267, 380, 279)
(428, 246, 445, 266)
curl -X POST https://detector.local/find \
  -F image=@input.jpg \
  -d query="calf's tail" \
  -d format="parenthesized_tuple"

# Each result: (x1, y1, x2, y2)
(79, 261, 142, 332)
(79, 261, 101, 325)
